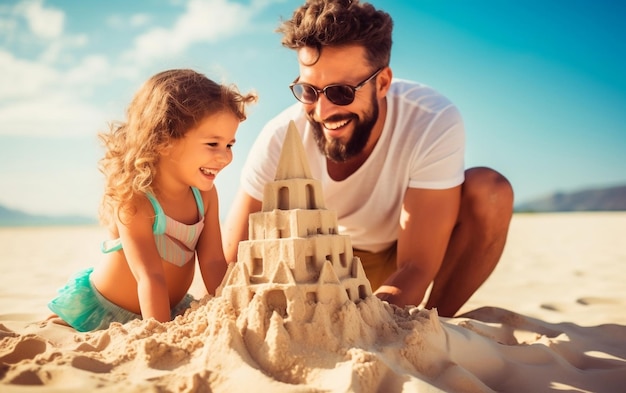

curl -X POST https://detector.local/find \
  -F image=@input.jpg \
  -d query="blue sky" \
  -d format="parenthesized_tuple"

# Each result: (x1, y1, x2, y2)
(1, 0, 624, 218)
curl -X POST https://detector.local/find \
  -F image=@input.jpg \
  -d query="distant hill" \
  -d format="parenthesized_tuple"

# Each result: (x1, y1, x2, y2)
(515, 184, 626, 213)
(0, 205, 97, 227)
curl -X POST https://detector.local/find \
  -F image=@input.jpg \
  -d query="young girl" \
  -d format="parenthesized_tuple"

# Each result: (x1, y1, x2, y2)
(48, 69, 257, 332)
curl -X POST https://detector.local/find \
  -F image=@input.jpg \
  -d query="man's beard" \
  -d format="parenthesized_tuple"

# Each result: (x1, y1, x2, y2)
(308, 96, 379, 162)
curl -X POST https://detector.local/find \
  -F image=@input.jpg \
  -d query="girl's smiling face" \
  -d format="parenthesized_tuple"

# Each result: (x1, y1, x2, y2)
(159, 111, 239, 193)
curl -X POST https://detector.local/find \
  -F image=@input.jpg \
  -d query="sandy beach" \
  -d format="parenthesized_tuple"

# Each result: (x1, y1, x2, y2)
(1, 212, 625, 392)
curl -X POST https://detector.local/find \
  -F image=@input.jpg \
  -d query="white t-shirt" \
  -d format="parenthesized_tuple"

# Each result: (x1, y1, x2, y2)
(241, 79, 465, 252)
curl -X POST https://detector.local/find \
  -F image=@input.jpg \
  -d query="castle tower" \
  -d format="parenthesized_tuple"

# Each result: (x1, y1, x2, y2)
(218, 121, 372, 323)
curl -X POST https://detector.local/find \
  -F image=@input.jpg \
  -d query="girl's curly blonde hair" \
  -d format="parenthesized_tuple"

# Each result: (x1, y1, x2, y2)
(98, 69, 257, 228)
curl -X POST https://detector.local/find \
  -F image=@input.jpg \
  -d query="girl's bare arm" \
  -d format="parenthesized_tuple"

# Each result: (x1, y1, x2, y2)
(196, 187, 228, 295)
(116, 196, 171, 322)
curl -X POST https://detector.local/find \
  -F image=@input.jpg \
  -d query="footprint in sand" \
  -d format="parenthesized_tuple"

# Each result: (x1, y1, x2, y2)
(540, 303, 562, 312)
(541, 297, 623, 312)
(4, 369, 43, 386)
(71, 355, 113, 373)
(576, 297, 623, 306)
(0, 336, 47, 364)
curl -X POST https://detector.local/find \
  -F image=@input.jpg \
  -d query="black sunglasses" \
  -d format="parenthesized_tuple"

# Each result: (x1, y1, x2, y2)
(289, 68, 383, 106)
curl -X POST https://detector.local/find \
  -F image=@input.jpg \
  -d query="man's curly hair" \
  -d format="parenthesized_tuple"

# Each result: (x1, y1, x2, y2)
(277, 0, 393, 68)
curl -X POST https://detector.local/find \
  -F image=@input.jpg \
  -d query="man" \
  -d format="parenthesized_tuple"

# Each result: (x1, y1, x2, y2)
(223, 0, 514, 317)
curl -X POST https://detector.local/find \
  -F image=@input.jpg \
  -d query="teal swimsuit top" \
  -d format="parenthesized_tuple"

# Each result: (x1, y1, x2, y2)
(101, 187, 205, 267)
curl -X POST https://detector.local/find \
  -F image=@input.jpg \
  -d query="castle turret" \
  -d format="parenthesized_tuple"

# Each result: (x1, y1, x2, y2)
(261, 118, 324, 212)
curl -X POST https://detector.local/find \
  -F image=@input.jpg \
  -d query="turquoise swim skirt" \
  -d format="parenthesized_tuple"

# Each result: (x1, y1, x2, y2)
(48, 267, 194, 332)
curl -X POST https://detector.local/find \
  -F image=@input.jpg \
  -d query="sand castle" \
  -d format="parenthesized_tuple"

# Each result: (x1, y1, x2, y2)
(218, 120, 373, 321)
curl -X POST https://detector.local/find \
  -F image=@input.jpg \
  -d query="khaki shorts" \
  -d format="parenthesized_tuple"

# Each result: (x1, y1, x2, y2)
(353, 243, 397, 291)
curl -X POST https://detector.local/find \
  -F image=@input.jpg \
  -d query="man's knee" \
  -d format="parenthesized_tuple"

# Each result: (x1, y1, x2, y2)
(462, 167, 514, 219)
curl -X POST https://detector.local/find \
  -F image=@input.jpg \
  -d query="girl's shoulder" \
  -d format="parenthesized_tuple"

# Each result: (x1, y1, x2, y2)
(115, 192, 157, 228)
(198, 186, 219, 214)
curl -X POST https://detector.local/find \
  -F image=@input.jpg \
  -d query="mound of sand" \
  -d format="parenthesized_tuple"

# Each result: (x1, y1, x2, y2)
(2, 296, 625, 392)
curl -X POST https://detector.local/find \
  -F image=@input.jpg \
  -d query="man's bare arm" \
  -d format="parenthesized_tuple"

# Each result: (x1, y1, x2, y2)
(222, 189, 262, 263)
(375, 186, 461, 308)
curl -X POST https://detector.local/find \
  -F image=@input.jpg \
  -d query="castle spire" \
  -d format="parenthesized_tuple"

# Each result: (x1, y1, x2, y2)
(274, 120, 312, 181)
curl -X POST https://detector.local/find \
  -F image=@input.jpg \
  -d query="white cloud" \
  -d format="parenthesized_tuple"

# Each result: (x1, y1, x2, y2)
(39, 33, 88, 64)
(130, 13, 150, 28)
(127, 0, 253, 64)
(63, 55, 111, 86)
(0, 49, 59, 99)
(20, 0, 64, 40)
(106, 13, 151, 30)
(0, 50, 112, 137)
(0, 0, 278, 138)
(1, 0, 87, 64)
(0, 93, 108, 137)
